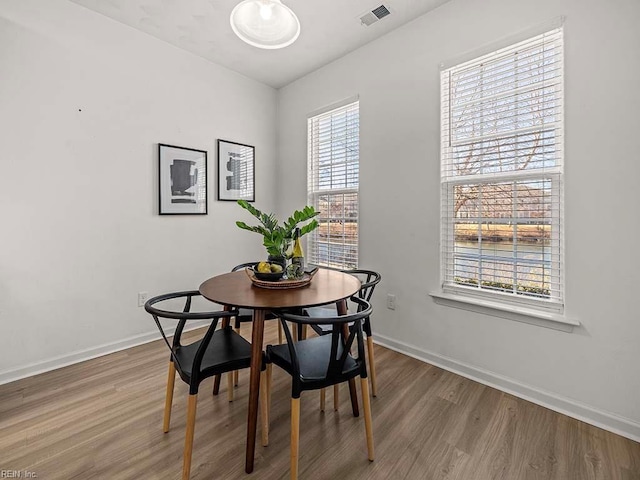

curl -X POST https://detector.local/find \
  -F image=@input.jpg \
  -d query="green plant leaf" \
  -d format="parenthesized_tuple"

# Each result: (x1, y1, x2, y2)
(236, 221, 269, 236)
(236, 201, 319, 256)
(299, 219, 319, 236)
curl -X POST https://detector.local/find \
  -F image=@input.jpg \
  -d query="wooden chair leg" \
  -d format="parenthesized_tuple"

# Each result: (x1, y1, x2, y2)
(360, 379, 375, 461)
(163, 361, 176, 433)
(278, 320, 283, 344)
(213, 316, 231, 396)
(339, 313, 359, 418)
(333, 384, 340, 411)
(260, 369, 269, 447)
(320, 389, 326, 412)
(227, 372, 234, 402)
(234, 325, 241, 386)
(290, 397, 301, 480)
(266, 363, 273, 419)
(366, 336, 378, 397)
(182, 394, 198, 480)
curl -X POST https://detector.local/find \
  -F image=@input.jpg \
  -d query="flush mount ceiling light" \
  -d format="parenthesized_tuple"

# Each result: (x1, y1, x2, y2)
(230, 0, 300, 49)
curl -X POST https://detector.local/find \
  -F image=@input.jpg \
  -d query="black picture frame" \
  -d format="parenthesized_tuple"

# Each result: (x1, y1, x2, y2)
(158, 143, 207, 215)
(217, 139, 255, 202)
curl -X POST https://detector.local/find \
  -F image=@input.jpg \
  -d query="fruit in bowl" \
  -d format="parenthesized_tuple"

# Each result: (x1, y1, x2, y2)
(252, 262, 284, 281)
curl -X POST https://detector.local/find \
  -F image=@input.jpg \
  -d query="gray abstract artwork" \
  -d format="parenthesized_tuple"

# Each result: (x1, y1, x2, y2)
(170, 159, 197, 204)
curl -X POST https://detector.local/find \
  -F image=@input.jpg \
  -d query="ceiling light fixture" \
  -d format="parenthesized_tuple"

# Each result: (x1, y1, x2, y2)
(230, 0, 300, 49)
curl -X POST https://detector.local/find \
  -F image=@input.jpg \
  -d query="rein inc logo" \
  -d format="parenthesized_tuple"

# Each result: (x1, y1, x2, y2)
(0, 471, 37, 478)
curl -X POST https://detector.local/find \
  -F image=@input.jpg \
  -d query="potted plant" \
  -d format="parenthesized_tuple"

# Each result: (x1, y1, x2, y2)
(235, 200, 320, 268)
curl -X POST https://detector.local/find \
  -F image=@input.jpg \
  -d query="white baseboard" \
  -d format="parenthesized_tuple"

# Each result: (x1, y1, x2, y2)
(0, 322, 210, 386)
(374, 333, 640, 443)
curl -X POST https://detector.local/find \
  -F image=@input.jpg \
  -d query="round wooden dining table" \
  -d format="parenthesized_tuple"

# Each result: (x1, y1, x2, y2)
(199, 268, 361, 474)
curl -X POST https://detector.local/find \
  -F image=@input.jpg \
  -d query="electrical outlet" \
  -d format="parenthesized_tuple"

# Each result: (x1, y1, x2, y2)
(138, 292, 148, 307)
(386, 294, 396, 310)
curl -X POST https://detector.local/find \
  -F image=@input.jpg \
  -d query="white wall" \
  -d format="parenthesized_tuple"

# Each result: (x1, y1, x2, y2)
(277, 0, 640, 439)
(0, 0, 276, 380)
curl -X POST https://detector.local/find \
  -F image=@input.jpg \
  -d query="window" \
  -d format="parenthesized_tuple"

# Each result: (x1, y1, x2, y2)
(440, 28, 564, 310)
(307, 100, 359, 269)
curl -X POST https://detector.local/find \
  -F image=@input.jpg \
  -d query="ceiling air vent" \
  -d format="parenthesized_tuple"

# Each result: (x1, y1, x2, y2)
(359, 4, 391, 27)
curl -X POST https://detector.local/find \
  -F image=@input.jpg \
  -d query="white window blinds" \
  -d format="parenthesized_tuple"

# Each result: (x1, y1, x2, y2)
(308, 100, 359, 269)
(440, 28, 564, 307)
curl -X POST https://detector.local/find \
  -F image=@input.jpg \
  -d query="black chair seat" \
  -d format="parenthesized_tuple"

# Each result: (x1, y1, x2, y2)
(238, 307, 254, 318)
(267, 335, 359, 388)
(235, 307, 277, 326)
(174, 326, 253, 383)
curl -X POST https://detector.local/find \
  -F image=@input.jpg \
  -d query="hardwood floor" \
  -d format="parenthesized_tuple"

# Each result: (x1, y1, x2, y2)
(1, 322, 638, 480)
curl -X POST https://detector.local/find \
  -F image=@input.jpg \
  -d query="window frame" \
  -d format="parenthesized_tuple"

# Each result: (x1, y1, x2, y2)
(438, 27, 566, 319)
(307, 99, 360, 270)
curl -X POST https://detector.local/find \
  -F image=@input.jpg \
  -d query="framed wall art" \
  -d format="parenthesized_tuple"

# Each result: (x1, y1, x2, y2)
(158, 143, 207, 215)
(217, 139, 255, 202)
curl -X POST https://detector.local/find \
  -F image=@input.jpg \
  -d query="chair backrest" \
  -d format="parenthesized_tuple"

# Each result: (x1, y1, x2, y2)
(144, 291, 238, 384)
(306, 267, 381, 308)
(345, 269, 381, 303)
(232, 262, 258, 272)
(344, 270, 380, 336)
(277, 297, 373, 390)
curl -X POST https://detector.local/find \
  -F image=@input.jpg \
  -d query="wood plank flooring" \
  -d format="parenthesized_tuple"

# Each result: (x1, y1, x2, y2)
(1, 322, 638, 479)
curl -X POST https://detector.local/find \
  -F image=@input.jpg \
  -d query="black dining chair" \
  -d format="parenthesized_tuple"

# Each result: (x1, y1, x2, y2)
(145, 290, 266, 480)
(304, 269, 381, 408)
(226, 262, 282, 389)
(265, 297, 375, 480)
(231, 262, 283, 343)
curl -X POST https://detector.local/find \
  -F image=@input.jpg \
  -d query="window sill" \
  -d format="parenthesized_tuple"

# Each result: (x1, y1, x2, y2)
(429, 291, 579, 332)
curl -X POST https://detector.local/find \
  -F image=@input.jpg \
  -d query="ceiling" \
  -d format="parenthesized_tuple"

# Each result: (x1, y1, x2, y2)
(69, 0, 450, 88)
